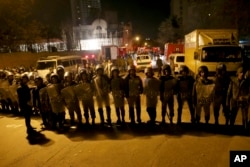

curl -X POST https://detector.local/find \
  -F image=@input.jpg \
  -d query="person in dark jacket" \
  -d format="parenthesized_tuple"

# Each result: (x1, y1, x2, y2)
(17, 73, 36, 134)
(176, 65, 195, 124)
(159, 64, 178, 124)
(213, 63, 231, 126)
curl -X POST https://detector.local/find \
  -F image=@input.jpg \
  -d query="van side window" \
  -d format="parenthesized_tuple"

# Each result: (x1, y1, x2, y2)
(176, 56, 185, 62)
(62, 60, 70, 67)
(76, 59, 82, 64)
(71, 59, 76, 65)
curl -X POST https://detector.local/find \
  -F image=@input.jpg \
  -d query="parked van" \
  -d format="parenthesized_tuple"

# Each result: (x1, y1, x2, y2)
(169, 53, 185, 74)
(36, 55, 82, 79)
(134, 53, 152, 72)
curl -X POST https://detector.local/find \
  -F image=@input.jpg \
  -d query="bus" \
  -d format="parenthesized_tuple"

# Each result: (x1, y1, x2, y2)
(36, 55, 82, 79)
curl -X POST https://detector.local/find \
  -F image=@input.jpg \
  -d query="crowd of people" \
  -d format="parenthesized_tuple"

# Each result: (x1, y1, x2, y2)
(0, 61, 250, 134)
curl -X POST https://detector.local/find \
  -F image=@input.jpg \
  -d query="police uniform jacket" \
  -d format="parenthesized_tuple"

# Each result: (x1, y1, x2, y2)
(124, 74, 143, 98)
(227, 77, 250, 107)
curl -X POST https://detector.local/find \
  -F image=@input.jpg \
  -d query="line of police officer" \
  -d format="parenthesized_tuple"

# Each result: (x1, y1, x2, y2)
(0, 62, 250, 134)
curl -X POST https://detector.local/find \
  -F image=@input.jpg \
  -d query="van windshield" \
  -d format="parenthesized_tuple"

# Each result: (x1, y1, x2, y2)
(176, 56, 185, 62)
(201, 46, 242, 62)
(37, 61, 56, 70)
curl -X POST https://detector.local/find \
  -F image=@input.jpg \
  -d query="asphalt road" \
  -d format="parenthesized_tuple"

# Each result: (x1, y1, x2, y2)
(0, 72, 250, 167)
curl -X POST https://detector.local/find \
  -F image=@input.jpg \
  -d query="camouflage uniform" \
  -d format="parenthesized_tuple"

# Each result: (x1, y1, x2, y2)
(110, 66, 126, 124)
(143, 67, 160, 125)
(193, 66, 215, 124)
(124, 65, 143, 124)
(176, 65, 195, 124)
(160, 64, 178, 124)
(227, 67, 250, 129)
(213, 63, 231, 125)
(93, 64, 112, 125)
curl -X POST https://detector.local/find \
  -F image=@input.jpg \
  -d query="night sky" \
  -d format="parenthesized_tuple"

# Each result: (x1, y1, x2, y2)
(102, 0, 170, 39)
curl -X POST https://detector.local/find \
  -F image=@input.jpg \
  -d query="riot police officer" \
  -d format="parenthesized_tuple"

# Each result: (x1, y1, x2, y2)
(193, 66, 215, 124)
(227, 66, 250, 129)
(176, 65, 195, 124)
(75, 68, 96, 125)
(110, 66, 126, 124)
(124, 65, 143, 124)
(159, 64, 177, 124)
(56, 65, 65, 83)
(61, 71, 82, 126)
(93, 64, 112, 126)
(143, 67, 160, 125)
(47, 73, 65, 130)
(213, 63, 231, 125)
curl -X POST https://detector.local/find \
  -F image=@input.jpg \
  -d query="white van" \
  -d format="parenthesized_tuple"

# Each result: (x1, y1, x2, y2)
(134, 53, 152, 72)
(36, 55, 82, 79)
(169, 53, 185, 74)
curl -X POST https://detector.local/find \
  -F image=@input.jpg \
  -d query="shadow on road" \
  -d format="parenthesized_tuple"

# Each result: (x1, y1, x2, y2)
(26, 130, 53, 146)
(56, 122, 250, 142)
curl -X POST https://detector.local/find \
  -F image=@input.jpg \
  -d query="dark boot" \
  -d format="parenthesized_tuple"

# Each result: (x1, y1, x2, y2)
(161, 109, 166, 124)
(214, 117, 219, 126)
(129, 107, 135, 124)
(177, 109, 182, 124)
(205, 115, 210, 124)
(106, 106, 112, 125)
(121, 108, 125, 123)
(115, 107, 121, 124)
(196, 115, 200, 124)
(136, 107, 141, 123)
(98, 108, 105, 125)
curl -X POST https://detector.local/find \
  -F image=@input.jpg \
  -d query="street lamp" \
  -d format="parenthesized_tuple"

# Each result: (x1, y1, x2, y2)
(135, 36, 140, 41)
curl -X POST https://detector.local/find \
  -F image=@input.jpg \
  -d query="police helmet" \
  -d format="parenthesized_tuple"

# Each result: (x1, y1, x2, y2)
(50, 73, 59, 80)
(198, 65, 209, 76)
(95, 64, 104, 71)
(179, 65, 189, 73)
(56, 65, 65, 72)
(64, 71, 72, 78)
(28, 72, 36, 80)
(216, 63, 227, 72)
(79, 68, 87, 75)
(162, 64, 171, 73)
(35, 76, 43, 82)
(128, 65, 136, 71)
(19, 67, 25, 72)
(111, 66, 119, 73)
(237, 66, 243, 75)
(21, 73, 29, 80)
(6, 71, 14, 77)
(144, 67, 154, 75)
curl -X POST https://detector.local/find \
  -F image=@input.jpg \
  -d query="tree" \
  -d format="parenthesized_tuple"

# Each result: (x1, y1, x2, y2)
(157, 16, 183, 46)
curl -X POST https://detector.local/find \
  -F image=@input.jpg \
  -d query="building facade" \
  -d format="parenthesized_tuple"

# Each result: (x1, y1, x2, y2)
(70, 0, 132, 51)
